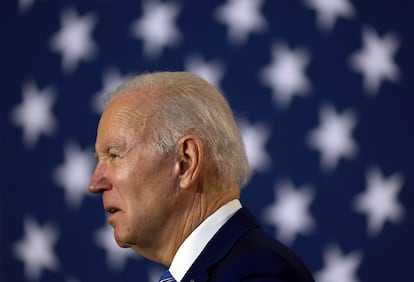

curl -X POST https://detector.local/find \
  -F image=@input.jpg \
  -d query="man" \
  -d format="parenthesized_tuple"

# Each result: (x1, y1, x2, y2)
(89, 71, 314, 282)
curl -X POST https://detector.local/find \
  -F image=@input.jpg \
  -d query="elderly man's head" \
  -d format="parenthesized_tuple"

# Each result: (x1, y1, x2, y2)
(89, 72, 251, 264)
(105, 72, 251, 188)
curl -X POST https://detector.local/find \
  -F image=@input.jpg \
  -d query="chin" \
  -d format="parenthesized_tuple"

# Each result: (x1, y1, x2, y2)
(113, 228, 132, 248)
(114, 233, 133, 248)
(115, 240, 131, 248)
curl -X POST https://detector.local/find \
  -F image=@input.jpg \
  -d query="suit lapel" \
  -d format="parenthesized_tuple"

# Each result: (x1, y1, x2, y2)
(181, 208, 260, 282)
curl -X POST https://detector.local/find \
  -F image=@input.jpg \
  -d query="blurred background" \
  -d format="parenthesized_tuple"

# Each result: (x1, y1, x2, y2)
(2, 0, 413, 281)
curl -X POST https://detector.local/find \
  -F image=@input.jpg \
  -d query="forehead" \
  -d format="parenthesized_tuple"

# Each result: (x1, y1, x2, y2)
(96, 91, 153, 146)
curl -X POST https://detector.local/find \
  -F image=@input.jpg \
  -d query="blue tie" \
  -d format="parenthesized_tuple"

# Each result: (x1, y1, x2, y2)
(159, 270, 176, 282)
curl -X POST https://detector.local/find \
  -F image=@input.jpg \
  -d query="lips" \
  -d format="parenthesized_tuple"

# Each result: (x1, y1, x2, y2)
(104, 205, 120, 214)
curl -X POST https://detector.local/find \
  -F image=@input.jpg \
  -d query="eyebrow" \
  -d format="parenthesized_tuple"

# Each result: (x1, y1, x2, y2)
(95, 140, 127, 158)
(104, 142, 126, 153)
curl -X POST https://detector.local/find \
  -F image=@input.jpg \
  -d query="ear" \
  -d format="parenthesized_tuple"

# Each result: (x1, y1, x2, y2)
(175, 135, 203, 190)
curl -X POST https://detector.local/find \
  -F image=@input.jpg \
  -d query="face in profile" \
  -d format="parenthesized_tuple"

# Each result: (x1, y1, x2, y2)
(89, 91, 178, 251)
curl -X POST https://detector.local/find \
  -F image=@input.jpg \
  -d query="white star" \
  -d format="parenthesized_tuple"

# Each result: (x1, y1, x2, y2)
(263, 180, 315, 245)
(53, 142, 95, 210)
(9, 80, 58, 149)
(259, 42, 311, 109)
(91, 67, 130, 113)
(314, 244, 362, 282)
(12, 216, 60, 281)
(304, 0, 355, 32)
(147, 267, 165, 282)
(130, 0, 181, 59)
(349, 27, 400, 95)
(353, 167, 404, 237)
(185, 54, 225, 92)
(50, 7, 98, 74)
(93, 224, 139, 271)
(214, 0, 267, 46)
(19, 0, 35, 13)
(238, 119, 271, 172)
(306, 103, 358, 173)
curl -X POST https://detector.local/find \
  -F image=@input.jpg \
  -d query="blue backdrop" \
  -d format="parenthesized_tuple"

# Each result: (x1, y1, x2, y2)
(2, 0, 413, 281)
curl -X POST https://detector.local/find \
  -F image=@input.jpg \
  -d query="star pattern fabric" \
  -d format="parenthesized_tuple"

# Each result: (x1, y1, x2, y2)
(305, 0, 355, 32)
(49, 7, 98, 74)
(19, 0, 35, 13)
(53, 142, 95, 210)
(184, 54, 225, 91)
(259, 42, 311, 109)
(65, 277, 80, 282)
(314, 244, 362, 282)
(353, 167, 405, 236)
(4, 1, 412, 281)
(91, 67, 129, 113)
(214, 0, 267, 46)
(130, 0, 181, 59)
(148, 267, 165, 282)
(263, 180, 315, 245)
(9, 80, 57, 149)
(238, 119, 271, 172)
(307, 103, 358, 173)
(12, 217, 60, 281)
(349, 27, 400, 95)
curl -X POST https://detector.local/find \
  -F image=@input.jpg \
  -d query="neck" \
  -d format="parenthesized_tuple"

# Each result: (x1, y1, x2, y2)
(136, 184, 240, 266)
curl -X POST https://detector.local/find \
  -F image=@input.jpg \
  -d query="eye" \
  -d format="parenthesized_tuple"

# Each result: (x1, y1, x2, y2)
(108, 151, 120, 159)
(107, 147, 121, 160)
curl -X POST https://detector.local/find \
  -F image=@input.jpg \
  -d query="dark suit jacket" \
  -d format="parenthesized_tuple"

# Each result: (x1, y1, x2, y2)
(181, 207, 314, 282)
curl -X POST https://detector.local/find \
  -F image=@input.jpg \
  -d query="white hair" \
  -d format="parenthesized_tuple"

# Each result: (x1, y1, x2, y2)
(106, 71, 252, 188)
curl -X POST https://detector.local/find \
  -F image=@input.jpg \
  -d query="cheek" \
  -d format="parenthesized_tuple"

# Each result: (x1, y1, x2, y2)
(112, 158, 143, 189)
(116, 155, 176, 212)
(108, 163, 142, 209)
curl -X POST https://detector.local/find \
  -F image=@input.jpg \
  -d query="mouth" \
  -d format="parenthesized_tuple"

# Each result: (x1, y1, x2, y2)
(105, 206, 120, 214)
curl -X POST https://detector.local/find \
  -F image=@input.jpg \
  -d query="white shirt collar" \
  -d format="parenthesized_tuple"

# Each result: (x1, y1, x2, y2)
(169, 199, 242, 281)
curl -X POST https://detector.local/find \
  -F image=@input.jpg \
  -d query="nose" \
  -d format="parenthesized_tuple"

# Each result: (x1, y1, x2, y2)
(88, 162, 112, 194)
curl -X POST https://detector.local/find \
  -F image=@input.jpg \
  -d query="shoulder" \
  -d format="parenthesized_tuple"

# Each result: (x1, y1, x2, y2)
(183, 208, 314, 282)
(209, 227, 314, 282)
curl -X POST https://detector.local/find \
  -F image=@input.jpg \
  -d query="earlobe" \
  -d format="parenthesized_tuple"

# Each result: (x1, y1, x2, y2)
(176, 135, 203, 190)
